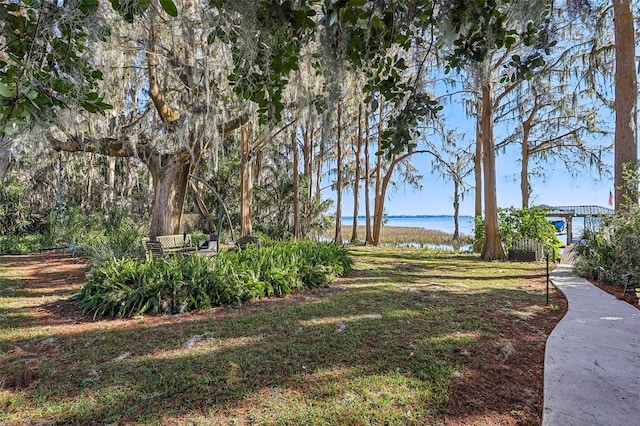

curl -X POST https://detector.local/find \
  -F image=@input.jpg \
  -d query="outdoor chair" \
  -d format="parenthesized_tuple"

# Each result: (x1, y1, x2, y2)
(145, 240, 165, 258)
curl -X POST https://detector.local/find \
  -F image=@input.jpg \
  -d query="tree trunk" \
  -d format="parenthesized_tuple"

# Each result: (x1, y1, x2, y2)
(372, 101, 385, 246)
(480, 79, 506, 260)
(613, 0, 638, 209)
(83, 154, 94, 210)
(240, 123, 253, 237)
(315, 131, 324, 202)
(521, 125, 530, 208)
(334, 103, 343, 244)
(364, 107, 373, 245)
(147, 151, 190, 238)
(453, 178, 460, 241)
(103, 156, 116, 210)
(301, 123, 313, 212)
(372, 155, 400, 246)
(351, 103, 363, 242)
(473, 101, 483, 252)
(292, 127, 301, 239)
(0, 138, 11, 180)
(520, 95, 539, 208)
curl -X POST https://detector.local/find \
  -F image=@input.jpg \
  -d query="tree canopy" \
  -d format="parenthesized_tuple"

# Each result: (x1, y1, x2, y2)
(1, 0, 628, 258)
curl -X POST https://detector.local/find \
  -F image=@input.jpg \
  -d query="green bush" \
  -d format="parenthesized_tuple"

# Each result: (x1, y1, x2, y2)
(78, 240, 352, 318)
(40, 207, 101, 248)
(80, 209, 146, 263)
(574, 202, 640, 287)
(473, 207, 560, 259)
(0, 234, 43, 254)
(0, 180, 35, 236)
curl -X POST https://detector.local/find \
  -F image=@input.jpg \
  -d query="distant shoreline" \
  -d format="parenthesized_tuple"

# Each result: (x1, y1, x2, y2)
(342, 215, 474, 219)
(340, 215, 475, 237)
(333, 225, 472, 247)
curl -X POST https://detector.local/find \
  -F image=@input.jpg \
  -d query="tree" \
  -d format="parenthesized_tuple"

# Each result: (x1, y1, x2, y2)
(491, 6, 614, 208)
(565, 0, 638, 209)
(45, 2, 248, 238)
(0, 0, 184, 181)
(427, 133, 474, 241)
(333, 102, 344, 244)
(612, 0, 637, 209)
(240, 123, 253, 236)
(439, 0, 553, 260)
(497, 79, 610, 207)
(0, 1, 118, 181)
(479, 60, 504, 260)
(11, 0, 561, 246)
(350, 103, 364, 242)
(0, 1, 113, 135)
(369, 100, 426, 246)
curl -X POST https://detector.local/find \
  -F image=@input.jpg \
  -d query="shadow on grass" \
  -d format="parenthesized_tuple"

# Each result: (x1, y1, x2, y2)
(0, 249, 563, 424)
(1, 281, 559, 425)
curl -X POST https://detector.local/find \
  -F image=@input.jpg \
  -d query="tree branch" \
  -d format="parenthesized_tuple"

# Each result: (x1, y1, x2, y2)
(46, 129, 151, 158)
(147, 9, 181, 124)
(218, 110, 252, 137)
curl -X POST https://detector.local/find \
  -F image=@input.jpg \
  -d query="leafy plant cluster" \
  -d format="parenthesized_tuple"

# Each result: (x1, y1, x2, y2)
(0, 0, 111, 135)
(79, 209, 146, 263)
(0, 179, 47, 253)
(574, 208, 640, 288)
(0, 179, 32, 235)
(0, 192, 146, 257)
(474, 207, 560, 258)
(441, 0, 553, 80)
(574, 168, 640, 287)
(78, 240, 352, 318)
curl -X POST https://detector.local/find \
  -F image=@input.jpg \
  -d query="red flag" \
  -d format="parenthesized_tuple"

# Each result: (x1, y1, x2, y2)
(608, 190, 613, 206)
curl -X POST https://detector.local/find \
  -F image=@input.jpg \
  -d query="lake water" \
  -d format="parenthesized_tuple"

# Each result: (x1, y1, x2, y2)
(343, 215, 476, 236)
(342, 215, 593, 240)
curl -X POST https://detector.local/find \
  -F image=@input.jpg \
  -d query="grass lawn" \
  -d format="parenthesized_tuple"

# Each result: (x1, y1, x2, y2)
(0, 248, 565, 425)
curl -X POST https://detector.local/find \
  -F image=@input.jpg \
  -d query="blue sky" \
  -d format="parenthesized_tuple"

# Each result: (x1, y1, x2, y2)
(336, 152, 614, 217)
(334, 111, 616, 217)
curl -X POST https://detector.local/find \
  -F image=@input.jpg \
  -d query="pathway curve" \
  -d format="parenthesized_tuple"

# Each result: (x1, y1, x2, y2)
(543, 262, 640, 425)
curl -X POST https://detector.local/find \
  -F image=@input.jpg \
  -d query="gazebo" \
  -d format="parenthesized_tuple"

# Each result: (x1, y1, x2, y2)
(538, 205, 615, 246)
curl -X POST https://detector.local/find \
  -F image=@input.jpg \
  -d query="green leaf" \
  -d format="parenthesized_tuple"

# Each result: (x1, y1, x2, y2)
(0, 83, 14, 98)
(371, 18, 385, 29)
(159, 0, 178, 17)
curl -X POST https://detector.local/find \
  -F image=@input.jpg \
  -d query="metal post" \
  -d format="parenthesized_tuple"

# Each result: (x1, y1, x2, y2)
(546, 253, 550, 305)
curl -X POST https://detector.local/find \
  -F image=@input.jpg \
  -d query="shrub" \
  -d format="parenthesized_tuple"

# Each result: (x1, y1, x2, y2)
(40, 207, 100, 248)
(0, 234, 43, 255)
(574, 201, 640, 287)
(80, 209, 146, 263)
(78, 240, 352, 318)
(0, 180, 35, 236)
(473, 207, 561, 259)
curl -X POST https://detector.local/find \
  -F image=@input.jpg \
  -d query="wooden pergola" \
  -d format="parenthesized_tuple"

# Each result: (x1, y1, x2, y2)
(538, 205, 615, 246)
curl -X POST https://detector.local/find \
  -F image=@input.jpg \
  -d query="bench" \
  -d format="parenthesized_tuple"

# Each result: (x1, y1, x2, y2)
(143, 234, 195, 257)
(144, 240, 165, 257)
(38, 244, 77, 257)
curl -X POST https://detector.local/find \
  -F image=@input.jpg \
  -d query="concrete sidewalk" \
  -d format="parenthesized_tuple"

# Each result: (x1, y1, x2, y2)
(542, 263, 640, 425)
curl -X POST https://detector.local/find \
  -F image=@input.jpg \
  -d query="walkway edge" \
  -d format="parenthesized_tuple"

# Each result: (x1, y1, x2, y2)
(542, 263, 640, 426)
